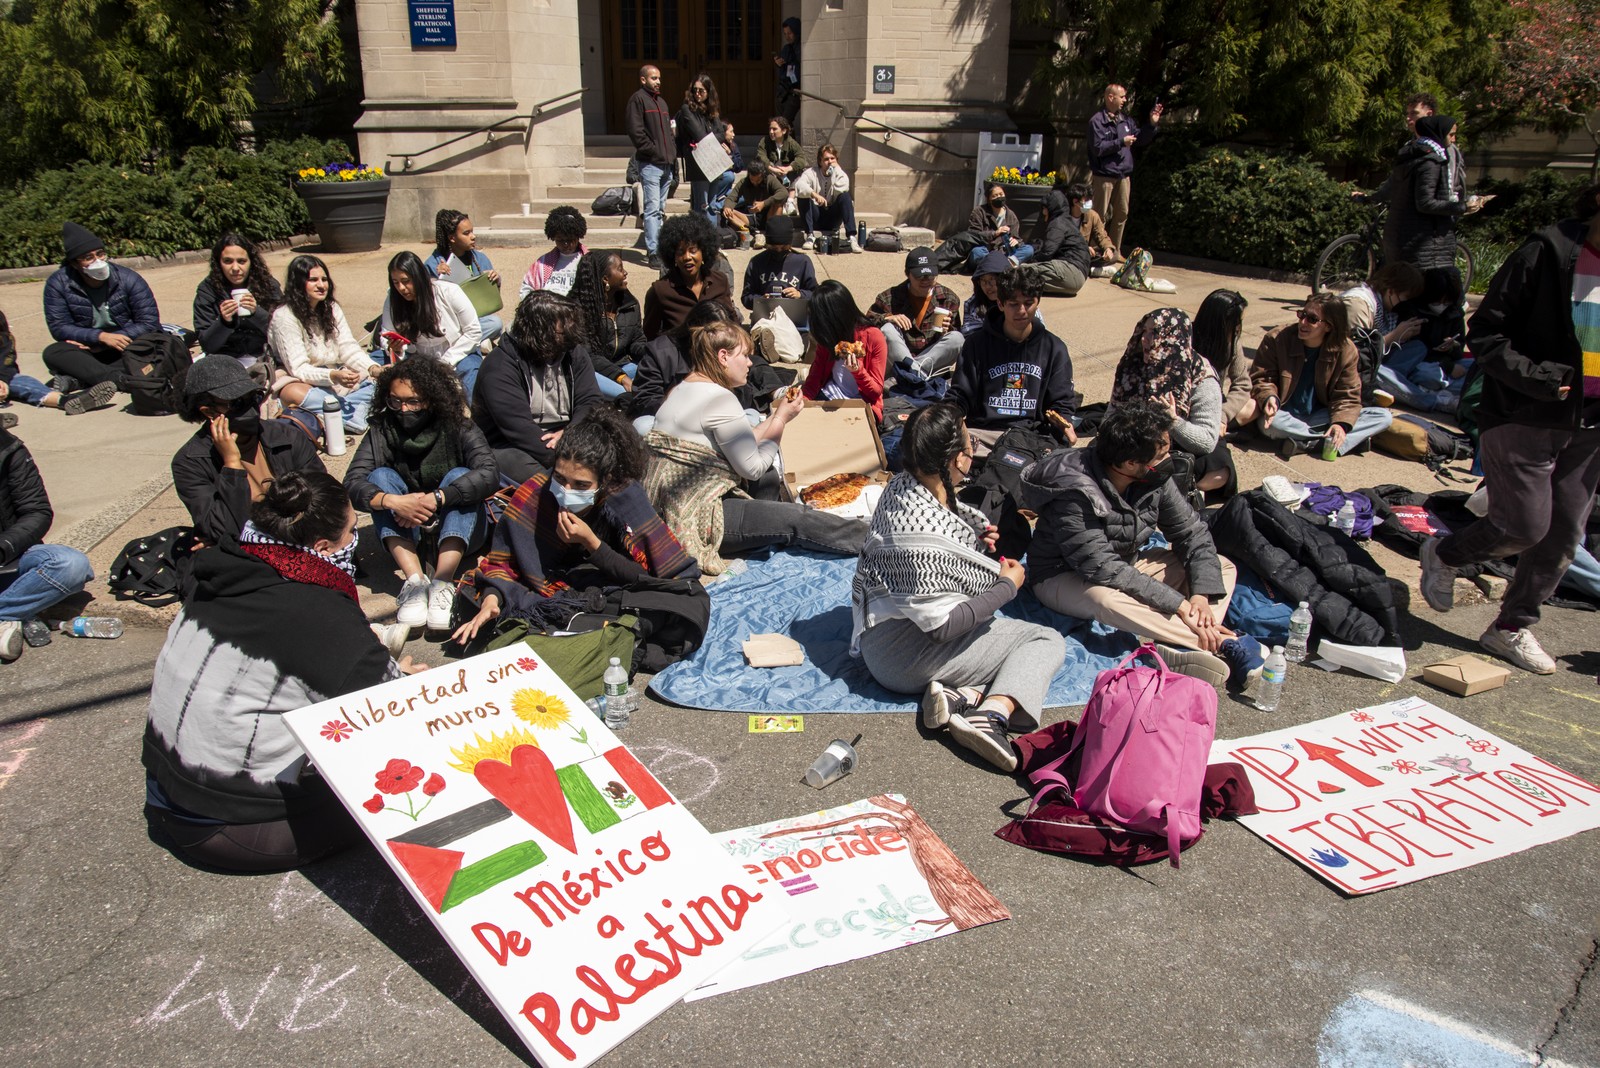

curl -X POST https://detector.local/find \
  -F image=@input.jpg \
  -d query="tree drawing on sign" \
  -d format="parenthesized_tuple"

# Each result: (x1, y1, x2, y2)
(756, 794, 1008, 932)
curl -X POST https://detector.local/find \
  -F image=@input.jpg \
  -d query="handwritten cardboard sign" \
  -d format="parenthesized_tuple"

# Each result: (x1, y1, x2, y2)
(686, 794, 1009, 1000)
(284, 646, 784, 1067)
(1211, 696, 1600, 894)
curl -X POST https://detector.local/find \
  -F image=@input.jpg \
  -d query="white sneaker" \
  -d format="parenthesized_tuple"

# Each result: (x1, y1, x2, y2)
(396, 575, 431, 628)
(1480, 625, 1556, 674)
(0, 620, 22, 663)
(801, 235, 814, 250)
(426, 580, 456, 631)
(479, 337, 495, 355)
(849, 237, 863, 253)
(371, 622, 409, 657)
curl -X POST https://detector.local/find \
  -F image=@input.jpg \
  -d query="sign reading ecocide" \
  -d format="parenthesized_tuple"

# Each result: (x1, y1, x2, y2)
(409, 0, 457, 48)
(284, 645, 784, 1067)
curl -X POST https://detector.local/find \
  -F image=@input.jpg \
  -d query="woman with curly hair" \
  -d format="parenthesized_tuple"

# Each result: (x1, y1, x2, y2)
(268, 254, 380, 433)
(426, 208, 503, 344)
(193, 233, 283, 375)
(677, 74, 735, 224)
(472, 289, 603, 483)
(1110, 307, 1236, 498)
(379, 250, 483, 394)
(569, 250, 647, 399)
(345, 356, 499, 633)
(454, 406, 709, 668)
(519, 205, 589, 299)
(642, 213, 737, 339)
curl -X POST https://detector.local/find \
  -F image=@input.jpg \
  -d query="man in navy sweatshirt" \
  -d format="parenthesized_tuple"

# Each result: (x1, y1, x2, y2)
(740, 217, 817, 309)
(950, 268, 1080, 453)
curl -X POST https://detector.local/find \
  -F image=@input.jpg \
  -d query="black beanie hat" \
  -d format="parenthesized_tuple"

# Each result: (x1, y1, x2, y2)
(62, 222, 103, 260)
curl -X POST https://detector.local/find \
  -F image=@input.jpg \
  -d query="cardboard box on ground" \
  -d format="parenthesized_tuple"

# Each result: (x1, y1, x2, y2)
(1422, 654, 1511, 696)
(780, 399, 889, 505)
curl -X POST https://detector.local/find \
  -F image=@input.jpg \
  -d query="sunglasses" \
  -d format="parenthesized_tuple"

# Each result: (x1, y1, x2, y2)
(1296, 310, 1325, 326)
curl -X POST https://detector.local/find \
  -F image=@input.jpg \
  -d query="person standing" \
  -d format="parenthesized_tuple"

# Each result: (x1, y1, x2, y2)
(677, 74, 735, 225)
(774, 17, 802, 125)
(626, 64, 677, 272)
(1419, 184, 1600, 675)
(1086, 84, 1163, 259)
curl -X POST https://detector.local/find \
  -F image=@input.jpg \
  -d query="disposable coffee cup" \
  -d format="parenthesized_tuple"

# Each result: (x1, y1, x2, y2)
(930, 307, 950, 332)
(804, 738, 858, 789)
(231, 288, 252, 316)
(521, 202, 531, 216)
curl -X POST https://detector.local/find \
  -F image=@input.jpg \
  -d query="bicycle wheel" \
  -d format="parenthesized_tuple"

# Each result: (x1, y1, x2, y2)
(1454, 240, 1475, 295)
(1313, 233, 1374, 295)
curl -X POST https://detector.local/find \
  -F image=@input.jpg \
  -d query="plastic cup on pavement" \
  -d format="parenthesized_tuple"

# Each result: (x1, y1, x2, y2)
(804, 738, 858, 789)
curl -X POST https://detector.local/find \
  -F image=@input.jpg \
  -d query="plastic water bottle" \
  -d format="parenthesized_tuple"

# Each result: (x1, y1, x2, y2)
(1255, 646, 1287, 712)
(1333, 501, 1356, 536)
(57, 616, 124, 639)
(603, 657, 636, 730)
(1284, 602, 1313, 663)
(321, 395, 346, 456)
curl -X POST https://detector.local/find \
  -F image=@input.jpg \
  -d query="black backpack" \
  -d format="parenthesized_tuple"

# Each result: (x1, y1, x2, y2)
(120, 329, 193, 415)
(1350, 325, 1384, 406)
(591, 186, 635, 216)
(107, 526, 201, 606)
(958, 424, 1060, 557)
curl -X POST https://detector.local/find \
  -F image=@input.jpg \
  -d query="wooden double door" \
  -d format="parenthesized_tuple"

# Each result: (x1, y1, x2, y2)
(603, 0, 782, 138)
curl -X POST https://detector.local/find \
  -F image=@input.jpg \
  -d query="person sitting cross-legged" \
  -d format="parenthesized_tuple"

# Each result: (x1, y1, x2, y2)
(1023, 399, 1264, 690)
(1, 307, 117, 416)
(1251, 292, 1393, 458)
(346, 358, 499, 634)
(870, 247, 964, 382)
(0, 423, 94, 662)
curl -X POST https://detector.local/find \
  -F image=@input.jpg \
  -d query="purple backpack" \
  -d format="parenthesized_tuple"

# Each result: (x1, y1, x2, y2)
(1032, 643, 1218, 867)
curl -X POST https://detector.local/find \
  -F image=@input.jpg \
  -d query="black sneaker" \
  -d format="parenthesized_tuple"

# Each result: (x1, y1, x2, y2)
(921, 680, 973, 730)
(61, 380, 118, 416)
(49, 375, 83, 394)
(646, 253, 665, 272)
(947, 709, 1018, 771)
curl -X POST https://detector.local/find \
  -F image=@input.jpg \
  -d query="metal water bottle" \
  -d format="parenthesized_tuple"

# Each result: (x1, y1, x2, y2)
(321, 396, 346, 456)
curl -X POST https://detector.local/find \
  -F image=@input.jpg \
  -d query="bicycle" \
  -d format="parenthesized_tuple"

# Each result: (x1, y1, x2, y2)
(1312, 203, 1474, 296)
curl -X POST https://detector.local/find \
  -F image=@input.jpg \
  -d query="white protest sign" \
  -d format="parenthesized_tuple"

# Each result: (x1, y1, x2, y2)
(284, 645, 785, 1066)
(687, 793, 1009, 1000)
(1212, 696, 1600, 894)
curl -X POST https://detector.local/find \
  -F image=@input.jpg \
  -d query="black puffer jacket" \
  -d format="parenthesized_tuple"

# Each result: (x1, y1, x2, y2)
(1021, 448, 1226, 614)
(1032, 191, 1092, 276)
(344, 418, 499, 511)
(1385, 140, 1464, 270)
(0, 429, 52, 567)
(1208, 489, 1406, 647)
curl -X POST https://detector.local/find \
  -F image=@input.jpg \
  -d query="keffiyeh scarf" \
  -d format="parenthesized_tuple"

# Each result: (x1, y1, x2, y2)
(238, 520, 358, 600)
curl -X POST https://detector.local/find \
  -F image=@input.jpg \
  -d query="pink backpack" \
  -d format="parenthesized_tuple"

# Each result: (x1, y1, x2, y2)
(1032, 643, 1218, 867)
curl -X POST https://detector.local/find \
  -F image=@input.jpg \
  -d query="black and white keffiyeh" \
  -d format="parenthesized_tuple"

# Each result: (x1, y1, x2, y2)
(850, 472, 1000, 653)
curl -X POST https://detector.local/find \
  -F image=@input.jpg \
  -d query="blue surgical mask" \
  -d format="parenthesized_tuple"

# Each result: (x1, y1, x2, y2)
(550, 481, 596, 512)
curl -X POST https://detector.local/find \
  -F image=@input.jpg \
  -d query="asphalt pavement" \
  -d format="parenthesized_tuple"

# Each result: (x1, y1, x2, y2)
(2, 240, 1597, 1067)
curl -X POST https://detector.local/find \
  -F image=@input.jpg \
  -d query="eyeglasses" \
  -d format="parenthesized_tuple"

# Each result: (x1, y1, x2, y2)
(1296, 310, 1325, 326)
(385, 397, 428, 411)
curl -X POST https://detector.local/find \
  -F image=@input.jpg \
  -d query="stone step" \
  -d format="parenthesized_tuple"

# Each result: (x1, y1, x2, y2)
(475, 218, 933, 251)
(485, 208, 903, 231)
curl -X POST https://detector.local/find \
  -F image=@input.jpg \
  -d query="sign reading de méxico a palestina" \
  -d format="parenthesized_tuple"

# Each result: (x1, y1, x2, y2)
(409, 0, 457, 48)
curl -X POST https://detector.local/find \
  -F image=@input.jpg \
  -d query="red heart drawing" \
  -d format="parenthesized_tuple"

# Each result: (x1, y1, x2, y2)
(473, 744, 577, 854)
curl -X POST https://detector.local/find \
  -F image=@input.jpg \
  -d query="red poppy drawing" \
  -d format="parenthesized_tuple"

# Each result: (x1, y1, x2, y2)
(1350, 712, 1374, 723)
(376, 758, 425, 795)
(517, 656, 540, 672)
(1466, 739, 1500, 755)
(1392, 759, 1423, 775)
(364, 758, 446, 820)
(321, 719, 354, 742)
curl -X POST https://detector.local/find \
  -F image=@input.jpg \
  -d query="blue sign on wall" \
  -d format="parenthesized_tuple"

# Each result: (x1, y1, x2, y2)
(409, 0, 457, 48)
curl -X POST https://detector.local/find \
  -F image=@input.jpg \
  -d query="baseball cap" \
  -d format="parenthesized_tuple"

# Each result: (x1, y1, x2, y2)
(905, 247, 935, 278)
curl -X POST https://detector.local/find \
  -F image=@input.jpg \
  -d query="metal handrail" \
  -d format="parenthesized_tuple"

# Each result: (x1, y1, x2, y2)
(796, 89, 977, 161)
(386, 86, 587, 172)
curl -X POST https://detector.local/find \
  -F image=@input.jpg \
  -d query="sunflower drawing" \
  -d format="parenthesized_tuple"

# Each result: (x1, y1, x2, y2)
(512, 688, 572, 730)
(448, 726, 543, 774)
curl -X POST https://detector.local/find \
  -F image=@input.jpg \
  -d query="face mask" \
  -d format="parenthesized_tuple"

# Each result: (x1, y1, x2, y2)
(316, 538, 359, 579)
(1136, 456, 1175, 487)
(227, 408, 262, 438)
(551, 481, 597, 512)
(394, 409, 433, 434)
(1083, 199, 1095, 212)
(991, 198, 1006, 209)
(83, 259, 111, 281)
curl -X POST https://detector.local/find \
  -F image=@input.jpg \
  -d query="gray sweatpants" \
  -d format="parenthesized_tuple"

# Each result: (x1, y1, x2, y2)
(858, 615, 1066, 718)
(1026, 258, 1086, 297)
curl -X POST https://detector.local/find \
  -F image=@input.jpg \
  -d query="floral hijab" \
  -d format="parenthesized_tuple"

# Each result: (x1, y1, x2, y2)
(1111, 307, 1213, 417)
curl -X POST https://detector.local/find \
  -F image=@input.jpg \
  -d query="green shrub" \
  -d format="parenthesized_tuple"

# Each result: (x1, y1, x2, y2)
(1466, 169, 1590, 246)
(0, 136, 352, 270)
(1125, 139, 1367, 274)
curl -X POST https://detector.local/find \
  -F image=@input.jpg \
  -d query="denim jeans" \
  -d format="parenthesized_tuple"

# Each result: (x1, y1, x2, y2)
(968, 242, 1035, 269)
(719, 498, 867, 557)
(477, 314, 503, 344)
(1260, 405, 1393, 454)
(453, 352, 483, 401)
(691, 173, 735, 224)
(1562, 540, 1600, 600)
(0, 544, 94, 620)
(366, 466, 483, 550)
(300, 380, 376, 434)
(1379, 340, 1456, 409)
(639, 161, 673, 256)
(595, 362, 639, 399)
(881, 324, 964, 381)
(4, 374, 52, 406)
(798, 192, 859, 238)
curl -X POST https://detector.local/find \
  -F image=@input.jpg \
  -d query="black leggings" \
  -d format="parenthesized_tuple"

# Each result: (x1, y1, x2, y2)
(149, 804, 363, 873)
(41, 341, 122, 386)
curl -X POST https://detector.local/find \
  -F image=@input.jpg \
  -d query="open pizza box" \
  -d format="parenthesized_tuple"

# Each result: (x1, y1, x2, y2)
(780, 398, 890, 516)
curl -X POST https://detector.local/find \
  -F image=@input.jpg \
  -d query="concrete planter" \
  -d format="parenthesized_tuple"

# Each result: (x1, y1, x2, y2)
(295, 179, 391, 253)
(998, 182, 1051, 239)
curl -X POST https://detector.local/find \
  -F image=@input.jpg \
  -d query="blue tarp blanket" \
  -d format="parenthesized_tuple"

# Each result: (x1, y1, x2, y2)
(648, 551, 1135, 713)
